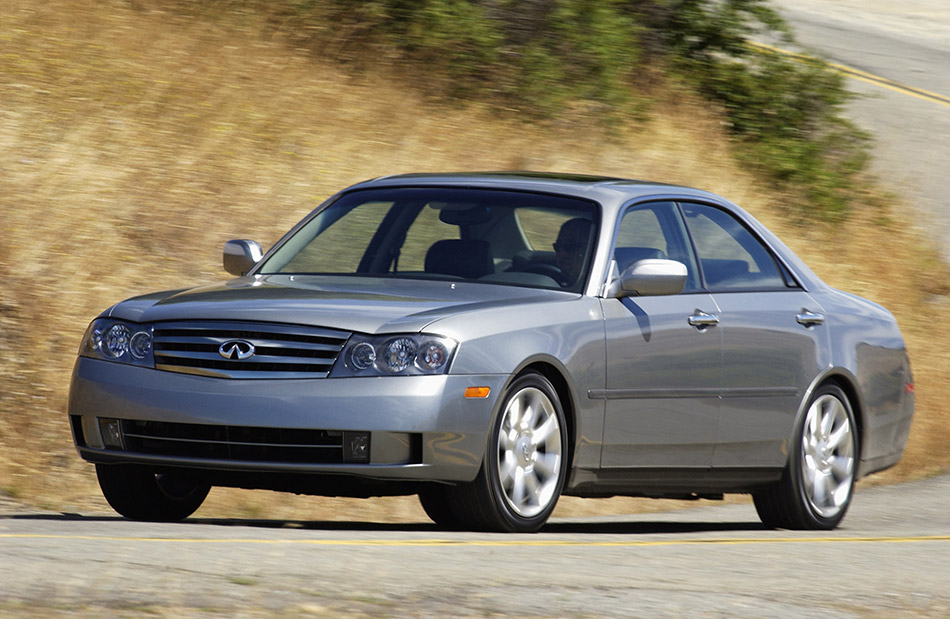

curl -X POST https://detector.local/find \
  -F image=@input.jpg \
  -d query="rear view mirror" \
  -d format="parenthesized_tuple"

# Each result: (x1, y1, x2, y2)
(223, 239, 263, 276)
(435, 204, 492, 225)
(608, 259, 687, 298)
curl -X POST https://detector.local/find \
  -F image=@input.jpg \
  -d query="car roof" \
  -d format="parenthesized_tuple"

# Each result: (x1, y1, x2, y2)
(349, 171, 722, 205)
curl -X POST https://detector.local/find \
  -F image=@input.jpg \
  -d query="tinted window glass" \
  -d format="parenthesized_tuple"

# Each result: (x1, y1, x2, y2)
(259, 188, 598, 292)
(615, 201, 700, 292)
(681, 202, 786, 290)
(278, 202, 391, 274)
(399, 202, 461, 272)
(518, 208, 579, 252)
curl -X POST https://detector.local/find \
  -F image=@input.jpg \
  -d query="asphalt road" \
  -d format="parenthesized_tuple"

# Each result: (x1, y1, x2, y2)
(770, 0, 950, 257)
(2, 474, 950, 617)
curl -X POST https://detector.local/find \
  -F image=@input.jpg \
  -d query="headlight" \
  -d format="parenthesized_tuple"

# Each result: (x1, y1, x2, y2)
(80, 318, 154, 368)
(332, 334, 457, 377)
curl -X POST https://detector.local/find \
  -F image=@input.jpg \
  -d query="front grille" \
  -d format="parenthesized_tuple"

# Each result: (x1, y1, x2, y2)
(120, 420, 355, 464)
(153, 321, 350, 379)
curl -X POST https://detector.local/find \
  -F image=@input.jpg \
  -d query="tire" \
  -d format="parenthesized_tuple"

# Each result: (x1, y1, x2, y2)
(753, 384, 858, 530)
(417, 484, 462, 529)
(96, 464, 210, 522)
(448, 372, 569, 532)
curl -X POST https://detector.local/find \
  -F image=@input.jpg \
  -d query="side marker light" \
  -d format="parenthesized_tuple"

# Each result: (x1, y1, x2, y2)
(465, 387, 491, 399)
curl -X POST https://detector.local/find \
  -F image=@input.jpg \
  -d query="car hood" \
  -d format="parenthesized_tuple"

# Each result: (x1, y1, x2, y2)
(107, 275, 573, 334)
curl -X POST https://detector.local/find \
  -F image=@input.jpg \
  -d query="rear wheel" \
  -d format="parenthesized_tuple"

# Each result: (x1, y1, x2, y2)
(96, 464, 210, 522)
(449, 372, 569, 532)
(753, 384, 858, 530)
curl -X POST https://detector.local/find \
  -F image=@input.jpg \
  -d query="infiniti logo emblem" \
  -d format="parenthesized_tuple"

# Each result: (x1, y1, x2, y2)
(219, 340, 256, 360)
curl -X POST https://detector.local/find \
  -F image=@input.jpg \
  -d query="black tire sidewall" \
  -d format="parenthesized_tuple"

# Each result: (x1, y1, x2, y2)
(417, 484, 462, 529)
(96, 464, 209, 522)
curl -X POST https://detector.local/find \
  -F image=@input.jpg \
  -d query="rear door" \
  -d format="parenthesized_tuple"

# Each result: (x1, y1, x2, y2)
(680, 202, 830, 468)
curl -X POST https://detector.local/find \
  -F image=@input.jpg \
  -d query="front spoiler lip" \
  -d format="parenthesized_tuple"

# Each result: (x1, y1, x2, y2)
(78, 446, 434, 480)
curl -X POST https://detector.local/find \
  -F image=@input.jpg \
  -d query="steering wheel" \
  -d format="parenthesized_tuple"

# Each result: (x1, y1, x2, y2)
(523, 263, 571, 287)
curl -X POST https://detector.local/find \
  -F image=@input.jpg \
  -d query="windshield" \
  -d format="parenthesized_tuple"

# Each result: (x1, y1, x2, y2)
(258, 187, 599, 292)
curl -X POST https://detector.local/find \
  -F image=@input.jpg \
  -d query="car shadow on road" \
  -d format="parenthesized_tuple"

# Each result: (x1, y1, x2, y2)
(5, 512, 765, 534)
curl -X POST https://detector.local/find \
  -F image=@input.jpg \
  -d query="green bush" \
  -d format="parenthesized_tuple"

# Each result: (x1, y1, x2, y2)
(692, 47, 870, 218)
(267, 0, 640, 114)
(167, 0, 871, 217)
(629, 0, 869, 218)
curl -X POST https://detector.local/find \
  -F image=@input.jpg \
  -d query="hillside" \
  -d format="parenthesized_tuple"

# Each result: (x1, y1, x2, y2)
(1, 0, 947, 520)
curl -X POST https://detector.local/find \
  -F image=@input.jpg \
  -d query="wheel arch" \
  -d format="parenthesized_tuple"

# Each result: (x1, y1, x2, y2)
(510, 359, 578, 472)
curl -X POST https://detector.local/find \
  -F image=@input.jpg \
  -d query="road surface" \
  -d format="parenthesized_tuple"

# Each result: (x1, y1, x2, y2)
(771, 0, 950, 257)
(2, 475, 949, 617)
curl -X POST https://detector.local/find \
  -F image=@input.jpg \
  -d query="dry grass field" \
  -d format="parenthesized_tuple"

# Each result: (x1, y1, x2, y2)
(1, 0, 947, 522)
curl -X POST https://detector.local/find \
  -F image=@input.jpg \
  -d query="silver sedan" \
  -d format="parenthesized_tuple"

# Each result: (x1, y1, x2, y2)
(68, 173, 914, 532)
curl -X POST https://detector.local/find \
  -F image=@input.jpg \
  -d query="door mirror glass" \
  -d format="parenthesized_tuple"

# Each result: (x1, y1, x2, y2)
(223, 239, 263, 276)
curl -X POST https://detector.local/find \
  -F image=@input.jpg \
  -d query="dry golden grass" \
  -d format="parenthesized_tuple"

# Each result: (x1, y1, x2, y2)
(0, 0, 946, 521)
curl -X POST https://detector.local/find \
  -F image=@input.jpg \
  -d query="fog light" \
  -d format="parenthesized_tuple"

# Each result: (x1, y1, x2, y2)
(98, 418, 124, 450)
(344, 431, 370, 463)
(80, 416, 104, 449)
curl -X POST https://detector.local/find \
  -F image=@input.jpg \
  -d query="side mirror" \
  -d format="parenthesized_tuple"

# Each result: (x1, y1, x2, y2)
(223, 240, 263, 276)
(608, 259, 687, 298)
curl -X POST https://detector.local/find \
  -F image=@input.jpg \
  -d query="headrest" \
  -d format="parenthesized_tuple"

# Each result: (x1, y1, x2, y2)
(424, 239, 494, 279)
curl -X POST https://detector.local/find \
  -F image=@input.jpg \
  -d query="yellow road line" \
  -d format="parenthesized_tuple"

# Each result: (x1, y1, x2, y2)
(748, 41, 950, 108)
(2, 533, 949, 547)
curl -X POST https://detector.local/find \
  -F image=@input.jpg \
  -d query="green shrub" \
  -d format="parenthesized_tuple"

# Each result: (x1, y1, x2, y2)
(628, 0, 869, 218)
(693, 47, 870, 218)
(164, 0, 871, 217)
(266, 0, 640, 114)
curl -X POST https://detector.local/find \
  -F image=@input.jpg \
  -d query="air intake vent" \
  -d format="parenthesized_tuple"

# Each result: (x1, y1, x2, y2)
(120, 420, 352, 464)
(153, 321, 350, 379)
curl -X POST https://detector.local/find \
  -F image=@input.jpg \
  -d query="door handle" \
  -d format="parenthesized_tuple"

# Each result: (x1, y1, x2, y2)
(688, 310, 720, 329)
(796, 310, 825, 327)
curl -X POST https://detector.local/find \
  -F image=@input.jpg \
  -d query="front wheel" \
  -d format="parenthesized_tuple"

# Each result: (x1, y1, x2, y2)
(449, 372, 569, 532)
(753, 384, 858, 530)
(417, 484, 462, 529)
(96, 464, 210, 522)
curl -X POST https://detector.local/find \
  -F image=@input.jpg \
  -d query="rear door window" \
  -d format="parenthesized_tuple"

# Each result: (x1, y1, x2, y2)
(680, 202, 789, 291)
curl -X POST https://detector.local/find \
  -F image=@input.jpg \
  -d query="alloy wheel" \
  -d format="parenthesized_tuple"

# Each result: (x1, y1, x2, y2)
(800, 393, 856, 519)
(495, 386, 563, 518)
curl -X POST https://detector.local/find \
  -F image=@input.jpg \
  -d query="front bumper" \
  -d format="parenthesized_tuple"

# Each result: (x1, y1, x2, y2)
(68, 357, 507, 483)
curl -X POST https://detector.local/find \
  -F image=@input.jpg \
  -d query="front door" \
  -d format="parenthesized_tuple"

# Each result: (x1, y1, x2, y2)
(601, 294, 723, 467)
(600, 201, 722, 468)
